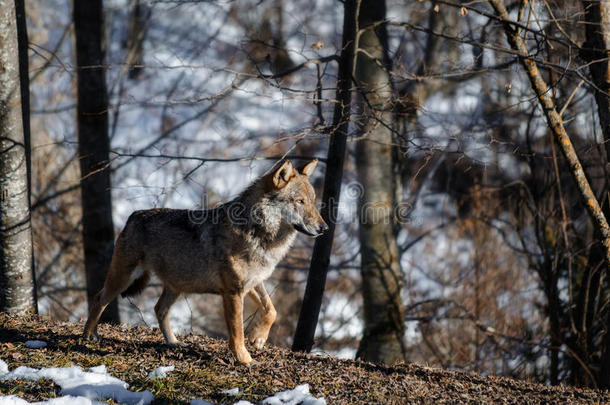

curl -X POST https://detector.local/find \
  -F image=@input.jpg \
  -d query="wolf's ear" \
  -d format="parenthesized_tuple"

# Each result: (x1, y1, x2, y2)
(272, 160, 294, 189)
(297, 159, 318, 177)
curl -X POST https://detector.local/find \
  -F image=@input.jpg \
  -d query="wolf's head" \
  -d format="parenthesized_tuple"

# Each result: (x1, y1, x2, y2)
(265, 159, 328, 237)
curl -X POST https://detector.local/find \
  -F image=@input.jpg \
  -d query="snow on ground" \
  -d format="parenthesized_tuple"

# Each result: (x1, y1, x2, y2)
(190, 400, 213, 405)
(311, 346, 357, 360)
(0, 360, 326, 405)
(259, 384, 325, 405)
(23, 341, 47, 349)
(201, 384, 325, 405)
(147, 366, 174, 379)
(0, 360, 153, 405)
(0, 395, 95, 405)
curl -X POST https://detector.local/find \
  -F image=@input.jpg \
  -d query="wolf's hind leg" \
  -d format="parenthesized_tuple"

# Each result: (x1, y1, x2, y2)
(247, 283, 277, 350)
(222, 292, 252, 364)
(83, 248, 137, 340)
(155, 288, 181, 345)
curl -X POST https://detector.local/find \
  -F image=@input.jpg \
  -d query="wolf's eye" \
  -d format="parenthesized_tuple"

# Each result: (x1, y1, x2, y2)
(297, 199, 305, 204)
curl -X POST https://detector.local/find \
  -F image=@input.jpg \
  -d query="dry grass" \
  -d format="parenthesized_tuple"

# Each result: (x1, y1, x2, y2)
(0, 313, 608, 404)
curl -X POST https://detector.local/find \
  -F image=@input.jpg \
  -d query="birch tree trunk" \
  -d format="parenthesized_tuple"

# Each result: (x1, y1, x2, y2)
(15, 0, 37, 314)
(354, 0, 407, 364)
(73, 0, 120, 324)
(0, 0, 36, 314)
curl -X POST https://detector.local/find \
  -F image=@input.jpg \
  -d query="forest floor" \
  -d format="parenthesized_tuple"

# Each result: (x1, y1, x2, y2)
(0, 313, 608, 404)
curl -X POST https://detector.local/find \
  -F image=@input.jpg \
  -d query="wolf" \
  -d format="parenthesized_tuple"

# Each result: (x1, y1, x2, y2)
(82, 159, 327, 364)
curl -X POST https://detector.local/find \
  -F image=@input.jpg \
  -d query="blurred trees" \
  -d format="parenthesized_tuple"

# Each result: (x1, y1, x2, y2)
(580, 2, 610, 386)
(11, 0, 610, 389)
(488, 0, 610, 388)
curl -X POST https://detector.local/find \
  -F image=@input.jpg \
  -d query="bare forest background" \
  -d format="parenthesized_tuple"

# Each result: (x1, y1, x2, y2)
(2, 0, 610, 391)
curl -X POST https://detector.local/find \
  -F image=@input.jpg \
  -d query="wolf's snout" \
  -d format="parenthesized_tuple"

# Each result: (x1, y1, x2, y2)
(318, 222, 329, 234)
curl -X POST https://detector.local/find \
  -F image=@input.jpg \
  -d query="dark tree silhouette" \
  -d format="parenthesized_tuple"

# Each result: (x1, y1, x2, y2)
(73, 0, 119, 323)
(292, 0, 356, 353)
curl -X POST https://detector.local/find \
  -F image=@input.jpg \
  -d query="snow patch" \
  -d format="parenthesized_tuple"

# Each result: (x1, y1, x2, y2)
(0, 360, 153, 405)
(222, 384, 325, 405)
(0, 360, 8, 377)
(260, 384, 325, 405)
(0, 361, 326, 405)
(220, 387, 239, 395)
(189, 400, 213, 405)
(24, 341, 47, 349)
(0, 395, 94, 405)
(87, 365, 107, 374)
(147, 366, 175, 379)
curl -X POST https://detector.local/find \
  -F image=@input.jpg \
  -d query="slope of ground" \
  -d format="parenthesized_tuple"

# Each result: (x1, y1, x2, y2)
(0, 313, 608, 404)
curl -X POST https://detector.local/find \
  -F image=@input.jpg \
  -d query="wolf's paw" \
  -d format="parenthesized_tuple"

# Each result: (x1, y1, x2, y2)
(249, 336, 266, 350)
(234, 347, 253, 365)
(247, 329, 268, 350)
(82, 332, 101, 343)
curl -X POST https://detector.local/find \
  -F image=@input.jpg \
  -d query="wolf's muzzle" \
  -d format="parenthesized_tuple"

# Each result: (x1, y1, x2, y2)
(294, 222, 328, 237)
(318, 223, 329, 234)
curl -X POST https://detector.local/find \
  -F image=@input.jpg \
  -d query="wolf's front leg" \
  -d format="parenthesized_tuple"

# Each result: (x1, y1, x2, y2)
(247, 283, 276, 350)
(222, 292, 252, 364)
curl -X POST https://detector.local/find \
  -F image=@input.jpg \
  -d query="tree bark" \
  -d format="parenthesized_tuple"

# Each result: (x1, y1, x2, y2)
(291, 0, 356, 353)
(602, 268, 610, 388)
(354, 0, 407, 365)
(15, 0, 37, 313)
(73, 0, 119, 324)
(126, 0, 150, 80)
(581, 1, 610, 162)
(0, 0, 36, 314)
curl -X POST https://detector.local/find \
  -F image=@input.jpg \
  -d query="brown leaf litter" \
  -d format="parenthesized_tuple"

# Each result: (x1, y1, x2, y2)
(0, 313, 608, 404)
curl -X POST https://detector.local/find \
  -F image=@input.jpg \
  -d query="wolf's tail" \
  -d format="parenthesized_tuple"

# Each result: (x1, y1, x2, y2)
(121, 272, 151, 298)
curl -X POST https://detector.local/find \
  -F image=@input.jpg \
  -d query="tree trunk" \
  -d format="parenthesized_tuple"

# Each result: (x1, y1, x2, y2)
(73, 0, 119, 324)
(291, 0, 356, 353)
(15, 0, 37, 313)
(0, 0, 36, 314)
(602, 274, 610, 388)
(354, 0, 407, 365)
(126, 0, 150, 80)
(581, 1, 610, 162)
